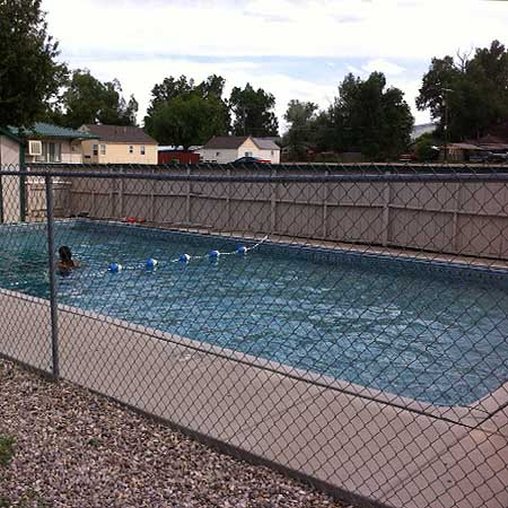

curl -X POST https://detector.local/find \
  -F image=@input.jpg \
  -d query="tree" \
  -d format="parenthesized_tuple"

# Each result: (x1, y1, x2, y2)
(146, 75, 194, 114)
(53, 70, 138, 128)
(0, 0, 67, 127)
(282, 100, 318, 160)
(416, 40, 508, 141)
(144, 75, 230, 147)
(229, 83, 279, 137)
(326, 72, 413, 160)
(147, 94, 229, 148)
(413, 133, 440, 162)
(196, 74, 226, 100)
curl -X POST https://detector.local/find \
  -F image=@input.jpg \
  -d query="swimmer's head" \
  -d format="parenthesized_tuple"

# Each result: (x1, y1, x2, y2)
(58, 246, 72, 262)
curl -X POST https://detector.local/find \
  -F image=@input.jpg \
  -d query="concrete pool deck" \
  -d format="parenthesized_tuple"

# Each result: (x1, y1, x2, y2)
(0, 288, 507, 508)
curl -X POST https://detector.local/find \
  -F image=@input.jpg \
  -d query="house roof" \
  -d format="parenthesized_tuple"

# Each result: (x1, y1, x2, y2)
(203, 135, 280, 150)
(203, 136, 249, 149)
(253, 138, 280, 150)
(80, 124, 157, 144)
(10, 122, 95, 140)
(448, 142, 486, 150)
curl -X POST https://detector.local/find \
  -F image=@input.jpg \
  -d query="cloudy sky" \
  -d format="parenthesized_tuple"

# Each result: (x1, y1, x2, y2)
(41, 0, 508, 132)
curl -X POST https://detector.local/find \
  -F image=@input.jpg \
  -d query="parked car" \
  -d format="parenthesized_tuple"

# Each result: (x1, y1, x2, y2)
(231, 156, 271, 165)
(469, 151, 508, 163)
(488, 152, 508, 163)
(468, 152, 491, 163)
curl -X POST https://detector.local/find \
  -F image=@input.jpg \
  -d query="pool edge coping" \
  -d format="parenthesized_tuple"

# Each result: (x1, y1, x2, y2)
(1, 286, 505, 427)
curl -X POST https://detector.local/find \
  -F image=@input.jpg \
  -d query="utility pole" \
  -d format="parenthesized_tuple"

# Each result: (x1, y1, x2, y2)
(443, 87, 453, 163)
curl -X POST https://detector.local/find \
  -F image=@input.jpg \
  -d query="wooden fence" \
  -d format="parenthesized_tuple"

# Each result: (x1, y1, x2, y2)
(26, 166, 508, 260)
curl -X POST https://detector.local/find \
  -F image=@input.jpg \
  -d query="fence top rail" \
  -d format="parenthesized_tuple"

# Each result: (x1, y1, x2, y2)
(27, 161, 508, 171)
(0, 164, 508, 183)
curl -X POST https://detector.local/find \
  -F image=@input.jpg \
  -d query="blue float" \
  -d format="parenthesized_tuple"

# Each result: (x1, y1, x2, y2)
(179, 253, 191, 264)
(209, 250, 220, 260)
(108, 262, 123, 273)
(145, 257, 158, 270)
(236, 245, 247, 256)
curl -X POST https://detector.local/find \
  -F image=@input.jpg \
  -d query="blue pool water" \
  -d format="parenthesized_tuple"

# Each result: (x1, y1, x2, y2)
(1, 220, 508, 407)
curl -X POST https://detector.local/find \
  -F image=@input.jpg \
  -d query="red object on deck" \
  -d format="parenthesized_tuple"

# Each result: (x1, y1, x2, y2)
(158, 150, 200, 165)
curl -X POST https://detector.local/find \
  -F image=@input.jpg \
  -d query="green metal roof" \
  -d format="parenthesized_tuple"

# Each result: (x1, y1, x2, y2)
(10, 122, 97, 140)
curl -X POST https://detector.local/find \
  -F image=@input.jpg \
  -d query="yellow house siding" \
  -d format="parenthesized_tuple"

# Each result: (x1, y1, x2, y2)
(81, 139, 95, 163)
(82, 140, 157, 164)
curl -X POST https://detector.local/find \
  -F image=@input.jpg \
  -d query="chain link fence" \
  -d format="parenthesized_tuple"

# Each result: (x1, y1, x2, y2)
(0, 162, 507, 508)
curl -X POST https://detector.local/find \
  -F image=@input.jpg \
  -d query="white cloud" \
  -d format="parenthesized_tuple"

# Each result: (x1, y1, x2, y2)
(43, 0, 508, 60)
(40, 0, 507, 129)
(362, 59, 405, 76)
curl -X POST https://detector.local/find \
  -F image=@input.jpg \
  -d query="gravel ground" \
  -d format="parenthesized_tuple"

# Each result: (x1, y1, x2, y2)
(0, 358, 349, 508)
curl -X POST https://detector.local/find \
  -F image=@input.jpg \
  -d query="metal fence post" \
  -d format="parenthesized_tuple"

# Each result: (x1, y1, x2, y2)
(186, 166, 192, 224)
(382, 171, 391, 246)
(270, 167, 277, 233)
(45, 174, 60, 378)
(19, 146, 26, 222)
(0, 174, 4, 224)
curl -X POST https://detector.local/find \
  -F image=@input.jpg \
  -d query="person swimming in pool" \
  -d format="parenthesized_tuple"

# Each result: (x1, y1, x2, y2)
(57, 245, 80, 274)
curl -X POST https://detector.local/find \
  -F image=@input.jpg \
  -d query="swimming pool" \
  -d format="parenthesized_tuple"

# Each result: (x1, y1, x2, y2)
(1, 220, 507, 407)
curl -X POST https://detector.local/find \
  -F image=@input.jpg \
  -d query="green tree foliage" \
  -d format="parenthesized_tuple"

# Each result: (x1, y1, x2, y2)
(416, 40, 508, 141)
(146, 75, 194, 111)
(327, 72, 413, 160)
(0, 0, 67, 127)
(52, 70, 138, 128)
(144, 74, 230, 147)
(282, 100, 318, 160)
(229, 83, 279, 137)
(413, 133, 440, 162)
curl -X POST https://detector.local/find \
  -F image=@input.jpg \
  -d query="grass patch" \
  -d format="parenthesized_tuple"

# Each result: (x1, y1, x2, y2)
(0, 434, 15, 467)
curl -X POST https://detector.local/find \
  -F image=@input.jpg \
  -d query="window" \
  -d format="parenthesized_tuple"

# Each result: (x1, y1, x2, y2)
(129, 145, 134, 154)
(216, 151, 221, 157)
(42, 142, 61, 163)
(92, 144, 98, 156)
(100, 144, 106, 155)
(245, 151, 253, 157)
(141, 145, 146, 155)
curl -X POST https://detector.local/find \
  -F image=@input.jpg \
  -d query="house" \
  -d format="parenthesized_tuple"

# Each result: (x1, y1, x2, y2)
(445, 124, 508, 162)
(444, 142, 487, 162)
(0, 127, 23, 222)
(0, 126, 22, 166)
(199, 136, 280, 163)
(9, 122, 95, 164)
(79, 124, 158, 164)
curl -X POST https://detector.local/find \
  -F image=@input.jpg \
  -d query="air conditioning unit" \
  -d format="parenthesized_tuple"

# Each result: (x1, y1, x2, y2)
(28, 140, 43, 156)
